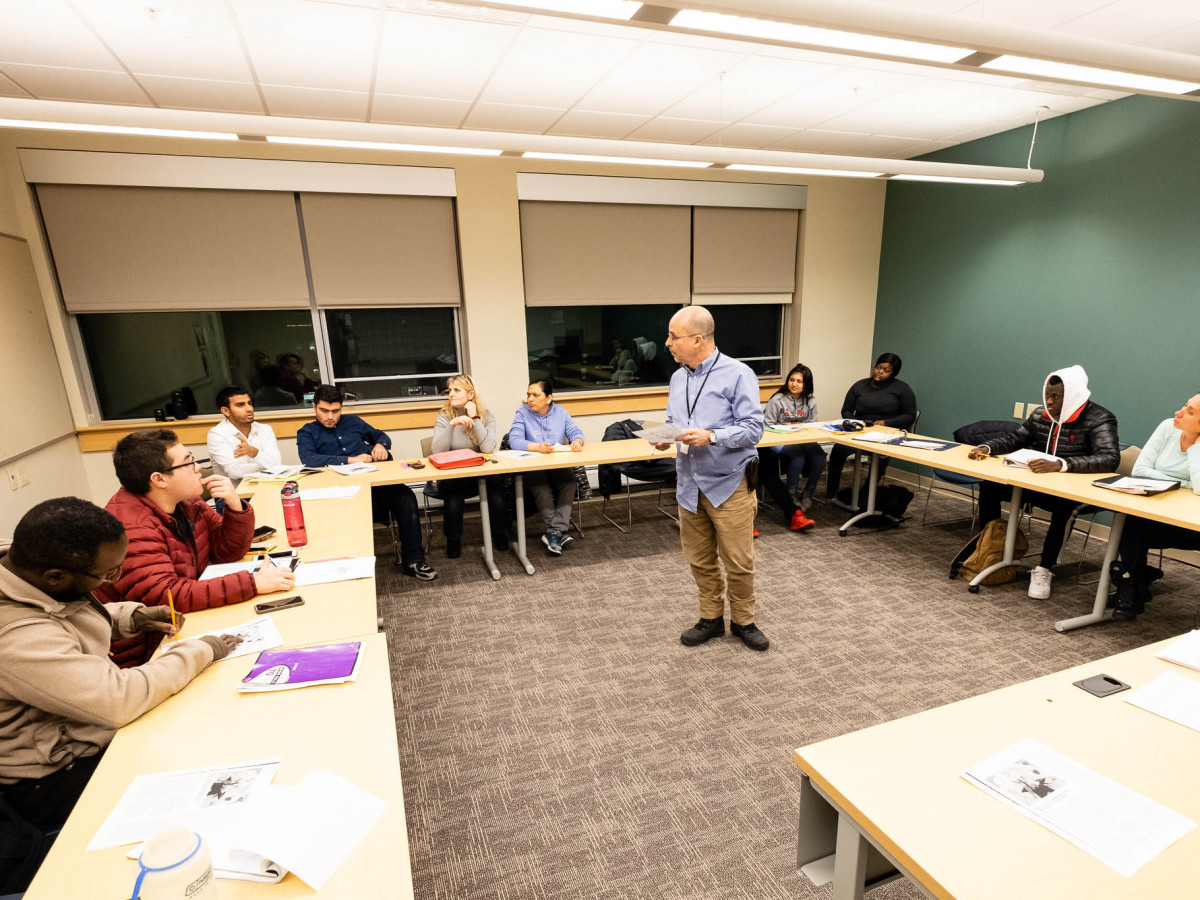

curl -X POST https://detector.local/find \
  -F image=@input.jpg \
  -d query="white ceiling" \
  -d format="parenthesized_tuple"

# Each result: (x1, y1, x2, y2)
(1, 0, 1198, 160)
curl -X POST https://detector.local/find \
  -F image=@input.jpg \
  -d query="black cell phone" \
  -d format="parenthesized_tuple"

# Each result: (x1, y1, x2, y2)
(254, 595, 305, 614)
(1073, 673, 1130, 697)
(409, 460, 425, 469)
(252, 526, 277, 540)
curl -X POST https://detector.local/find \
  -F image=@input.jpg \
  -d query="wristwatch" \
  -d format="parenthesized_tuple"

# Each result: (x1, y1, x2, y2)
(708, 431, 718, 445)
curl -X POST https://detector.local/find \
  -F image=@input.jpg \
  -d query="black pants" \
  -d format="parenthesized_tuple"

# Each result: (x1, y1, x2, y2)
(371, 483, 425, 565)
(439, 475, 508, 544)
(978, 481, 1077, 569)
(1119, 517, 1200, 570)
(825, 444, 891, 497)
(757, 449, 797, 522)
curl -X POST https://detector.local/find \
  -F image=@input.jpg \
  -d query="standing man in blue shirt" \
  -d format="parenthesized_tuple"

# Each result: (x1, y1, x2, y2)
(659, 306, 767, 650)
(296, 385, 436, 581)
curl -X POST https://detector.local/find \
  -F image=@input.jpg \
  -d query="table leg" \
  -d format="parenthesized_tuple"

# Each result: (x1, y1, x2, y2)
(838, 454, 879, 535)
(477, 476, 501, 582)
(967, 484, 1024, 592)
(1056, 511, 1121, 632)
(513, 474, 535, 576)
(832, 815, 869, 900)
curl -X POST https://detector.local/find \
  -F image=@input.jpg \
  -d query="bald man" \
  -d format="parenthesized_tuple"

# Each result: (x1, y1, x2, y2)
(659, 306, 767, 651)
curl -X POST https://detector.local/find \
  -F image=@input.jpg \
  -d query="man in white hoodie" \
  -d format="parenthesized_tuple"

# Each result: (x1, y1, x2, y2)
(968, 365, 1120, 599)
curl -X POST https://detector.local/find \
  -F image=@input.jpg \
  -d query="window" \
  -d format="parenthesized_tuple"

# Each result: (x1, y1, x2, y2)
(78, 310, 317, 420)
(325, 307, 459, 401)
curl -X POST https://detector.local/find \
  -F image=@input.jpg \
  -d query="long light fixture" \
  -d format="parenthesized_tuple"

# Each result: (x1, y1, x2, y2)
(727, 163, 883, 179)
(264, 135, 502, 156)
(487, 0, 640, 19)
(980, 56, 1200, 95)
(523, 151, 711, 167)
(0, 118, 237, 140)
(670, 9, 970, 65)
(889, 174, 1023, 186)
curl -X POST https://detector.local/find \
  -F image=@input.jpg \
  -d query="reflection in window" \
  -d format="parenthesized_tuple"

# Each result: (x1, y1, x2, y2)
(78, 310, 316, 419)
(324, 307, 460, 401)
(525, 304, 782, 391)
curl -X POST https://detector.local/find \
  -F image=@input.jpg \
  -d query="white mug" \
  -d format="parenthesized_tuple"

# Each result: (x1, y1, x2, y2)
(132, 829, 219, 899)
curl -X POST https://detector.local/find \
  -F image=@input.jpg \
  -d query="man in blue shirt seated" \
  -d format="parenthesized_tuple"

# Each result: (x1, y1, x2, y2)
(296, 385, 436, 581)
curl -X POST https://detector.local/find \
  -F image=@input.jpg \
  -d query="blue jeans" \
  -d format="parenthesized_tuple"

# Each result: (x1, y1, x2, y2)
(769, 443, 826, 494)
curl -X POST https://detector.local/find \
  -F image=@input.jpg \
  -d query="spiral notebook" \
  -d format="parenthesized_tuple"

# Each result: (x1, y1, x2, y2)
(239, 641, 364, 693)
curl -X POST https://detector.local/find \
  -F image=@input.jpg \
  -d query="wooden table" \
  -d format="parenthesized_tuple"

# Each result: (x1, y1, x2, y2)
(794, 637, 1200, 899)
(25, 632, 413, 899)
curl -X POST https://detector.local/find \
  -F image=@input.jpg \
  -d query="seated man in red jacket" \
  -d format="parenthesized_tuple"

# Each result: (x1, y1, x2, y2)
(98, 429, 295, 665)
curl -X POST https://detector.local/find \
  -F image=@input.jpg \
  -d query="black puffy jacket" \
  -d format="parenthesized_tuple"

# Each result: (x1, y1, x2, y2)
(984, 402, 1119, 473)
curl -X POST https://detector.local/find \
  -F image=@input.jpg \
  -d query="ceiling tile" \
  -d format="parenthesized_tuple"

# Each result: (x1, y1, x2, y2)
(624, 117, 723, 143)
(0, 71, 31, 98)
(745, 66, 924, 129)
(137, 74, 263, 114)
(661, 56, 837, 122)
(71, 0, 251, 82)
(547, 110, 650, 138)
(952, 0, 1105, 31)
(464, 102, 563, 133)
(480, 27, 635, 107)
(574, 42, 744, 116)
(231, 0, 376, 92)
(0, 64, 152, 105)
(1137, 21, 1200, 55)
(371, 93, 473, 128)
(696, 122, 799, 150)
(0, 0, 121, 70)
(1053, 2, 1197, 45)
(260, 84, 369, 121)
(886, 139, 958, 159)
(376, 11, 516, 102)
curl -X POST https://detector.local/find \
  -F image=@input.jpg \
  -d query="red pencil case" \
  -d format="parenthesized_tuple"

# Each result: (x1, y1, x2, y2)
(427, 449, 486, 469)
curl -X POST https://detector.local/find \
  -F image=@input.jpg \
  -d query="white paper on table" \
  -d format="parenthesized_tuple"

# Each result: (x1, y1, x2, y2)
(87, 758, 282, 851)
(259, 465, 306, 478)
(186, 617, 284, 661)
(299, 485, 361, 501)
(1002, 448, 1064, 467)
(898, 439, 946, 450)
(549, 443, 574, 452)
(328, 463, 378, 475)
(1105, 476, 1180, 493)
(962, 738, 1194, 877)
(811, 418, 861, 429)
(1156, 630, 1200, 673)
(294, 556, 375, 586)
(234, 769, 387, 891)
(1125, 671, 1200, 733)
(493, 449, 536, 459)
(200, 552, 297, 582)
(855, 430, 899, 444)
(633, 422, 683, 442)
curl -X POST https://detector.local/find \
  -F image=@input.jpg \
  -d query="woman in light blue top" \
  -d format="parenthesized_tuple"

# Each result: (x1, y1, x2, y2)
(762, 363, 826, 510)
(1111, 392, 1200, 620)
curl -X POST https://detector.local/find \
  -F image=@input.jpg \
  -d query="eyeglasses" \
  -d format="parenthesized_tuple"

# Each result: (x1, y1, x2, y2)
(69, 563, 123, 585)
(665, 332, 703, 343)
(162, 454, 211, 473)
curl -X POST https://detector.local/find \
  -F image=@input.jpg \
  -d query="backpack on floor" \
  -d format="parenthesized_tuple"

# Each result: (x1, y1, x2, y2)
(950, 519, 1028, 585)
(835, 485, 914, 530)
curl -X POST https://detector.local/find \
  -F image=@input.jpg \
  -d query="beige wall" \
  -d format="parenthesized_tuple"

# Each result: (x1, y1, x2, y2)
(0, 129, 886, 519)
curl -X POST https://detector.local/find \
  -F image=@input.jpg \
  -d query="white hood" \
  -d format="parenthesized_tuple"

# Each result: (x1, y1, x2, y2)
(1043, 364, 1090, 455)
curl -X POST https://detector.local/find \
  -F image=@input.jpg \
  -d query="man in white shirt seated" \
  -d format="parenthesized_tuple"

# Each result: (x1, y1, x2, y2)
(206, 384, 282, 481)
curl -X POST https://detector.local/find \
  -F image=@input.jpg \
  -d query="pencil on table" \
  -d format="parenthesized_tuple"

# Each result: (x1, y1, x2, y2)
(167, 589, 178, 642)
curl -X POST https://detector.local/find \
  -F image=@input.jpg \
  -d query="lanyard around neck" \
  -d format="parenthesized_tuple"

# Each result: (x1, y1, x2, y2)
(686, 351, 721, 422)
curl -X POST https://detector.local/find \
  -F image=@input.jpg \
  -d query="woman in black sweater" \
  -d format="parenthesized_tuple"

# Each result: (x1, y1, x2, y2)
(824, 353, 917, 498)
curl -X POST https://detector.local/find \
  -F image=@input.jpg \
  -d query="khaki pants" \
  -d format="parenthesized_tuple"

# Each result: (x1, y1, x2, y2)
(679, 477, 757, 625)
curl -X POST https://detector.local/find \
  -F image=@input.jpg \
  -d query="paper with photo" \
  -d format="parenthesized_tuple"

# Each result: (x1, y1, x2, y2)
(633, 422, 683, 442)
(88, 759, 282, 851)
(962, 738, 1193, 876)
(185, 616, 284, 661)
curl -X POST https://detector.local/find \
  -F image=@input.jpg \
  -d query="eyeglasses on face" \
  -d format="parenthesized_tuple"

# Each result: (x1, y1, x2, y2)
(69, 563, 123, 585)
(161, 454, 211, 473)
(665, 332, 702, 344)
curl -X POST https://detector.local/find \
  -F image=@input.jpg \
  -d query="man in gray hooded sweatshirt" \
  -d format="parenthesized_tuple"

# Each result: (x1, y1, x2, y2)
(969, 365, 1119, 599)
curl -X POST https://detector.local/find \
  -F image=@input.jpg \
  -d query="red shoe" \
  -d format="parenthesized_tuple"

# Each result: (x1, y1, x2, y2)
(753, 527, 760, 539)
(790, 510, 815, 532)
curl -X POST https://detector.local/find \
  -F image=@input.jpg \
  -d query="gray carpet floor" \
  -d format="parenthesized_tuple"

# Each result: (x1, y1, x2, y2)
(375, 485, 1198, 899)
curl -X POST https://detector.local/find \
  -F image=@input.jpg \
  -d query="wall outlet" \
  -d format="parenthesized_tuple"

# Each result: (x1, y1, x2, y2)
(1027, 402, 1041, 417)
(5, 468, 17, 492)
(1013, 401, 1023, 418)
(16, 466, 29, 488)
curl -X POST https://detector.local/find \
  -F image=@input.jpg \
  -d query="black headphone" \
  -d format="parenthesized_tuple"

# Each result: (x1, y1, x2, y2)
(839, 420, 864, 432)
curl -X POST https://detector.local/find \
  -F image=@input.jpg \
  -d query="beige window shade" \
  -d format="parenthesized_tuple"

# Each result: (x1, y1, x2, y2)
(36, 184, 309, 312)
(692, 207, 799, 295)
(300, 193, 462, 307)
(521, 201, 690, 307)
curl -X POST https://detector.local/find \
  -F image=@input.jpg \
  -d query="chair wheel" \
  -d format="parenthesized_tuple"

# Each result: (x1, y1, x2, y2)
(838, 530, 847, 537)
(968, 584, 980, 594)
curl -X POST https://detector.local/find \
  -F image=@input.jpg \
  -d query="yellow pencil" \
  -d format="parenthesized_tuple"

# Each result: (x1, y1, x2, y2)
(167, 589, 179, 641)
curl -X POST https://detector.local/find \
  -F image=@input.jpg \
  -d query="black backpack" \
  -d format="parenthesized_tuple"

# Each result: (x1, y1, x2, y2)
(835, 485, 914, 530)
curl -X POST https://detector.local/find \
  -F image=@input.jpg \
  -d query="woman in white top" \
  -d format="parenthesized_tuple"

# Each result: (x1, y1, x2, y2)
(1111, 392, 1200, 619)
(430, 375, 508, 558)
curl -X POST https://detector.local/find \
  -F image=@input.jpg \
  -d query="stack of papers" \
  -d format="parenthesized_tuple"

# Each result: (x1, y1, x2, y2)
(962, 738, 1194, 876)
(1093, 475, 1180, 496)
(239, 641, 364, 693)
(1001, 448, 1063, 468)
(329, 463, 378, 475)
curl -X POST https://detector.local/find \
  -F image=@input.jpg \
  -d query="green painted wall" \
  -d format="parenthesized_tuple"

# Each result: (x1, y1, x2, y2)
(874, 95, 1200, 449)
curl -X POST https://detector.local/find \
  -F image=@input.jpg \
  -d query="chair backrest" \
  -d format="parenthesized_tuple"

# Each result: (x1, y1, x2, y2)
(911, 409, 921, 433)
(1117, 444, 1142, 477)
(420, 436, 433, 457)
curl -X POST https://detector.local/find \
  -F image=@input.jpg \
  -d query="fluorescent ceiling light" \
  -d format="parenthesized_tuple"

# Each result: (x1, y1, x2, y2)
(491, 0, 640, 19)
(981, 56, 1200, 95)
(0, 119, 237, 140)
(727, 163, 883, 179)
(672, 10, 970, 65)
(524, 151, 712, 168)
(265, 135, 501, 156)
(889, 174, 1023, 186)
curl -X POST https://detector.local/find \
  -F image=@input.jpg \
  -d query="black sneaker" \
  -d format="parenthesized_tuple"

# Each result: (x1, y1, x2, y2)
(559, 534, 574, 549)
(731, 622, 770, 651)
(680, 617, 724, 646)
(401, 561, 438, 581)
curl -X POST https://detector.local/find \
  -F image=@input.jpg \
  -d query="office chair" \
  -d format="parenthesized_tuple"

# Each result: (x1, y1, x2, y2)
(597, 419, 677, 533)
(1066, 443, 1141, 583)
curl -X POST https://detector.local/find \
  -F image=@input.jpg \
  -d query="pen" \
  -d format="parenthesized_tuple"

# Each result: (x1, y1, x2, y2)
(167, 589, 178, 642)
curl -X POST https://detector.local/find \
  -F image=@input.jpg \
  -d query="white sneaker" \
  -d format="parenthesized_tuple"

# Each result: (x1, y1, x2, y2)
(1028, 566, 1053, 600)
